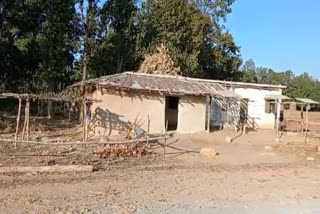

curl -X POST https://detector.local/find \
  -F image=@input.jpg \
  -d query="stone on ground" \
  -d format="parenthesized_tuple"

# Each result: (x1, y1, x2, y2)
(264, 146, 273, 151)
(225, 136, 232, 143)
(200, 148, 219, 159)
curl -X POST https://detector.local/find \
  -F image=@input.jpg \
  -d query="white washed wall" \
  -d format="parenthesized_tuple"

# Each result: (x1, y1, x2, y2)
(211, 87, 282, 129)
(234, 88, 281, 129)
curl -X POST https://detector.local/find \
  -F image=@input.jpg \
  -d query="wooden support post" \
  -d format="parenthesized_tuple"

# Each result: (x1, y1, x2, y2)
(305, 104, 309, 144)
(147, 115, 150, 133)
(83, 101, 87, 142)
(14, 97, 22, 149)
(226, 98, 229, 127)
(147, 115, 150, 146)
(164, 120, 168, 159)
(276, 98, 281, 138)
(21, 100, 27, 140)
(207, 96, 211, 134)
(26, 98, 30, 141)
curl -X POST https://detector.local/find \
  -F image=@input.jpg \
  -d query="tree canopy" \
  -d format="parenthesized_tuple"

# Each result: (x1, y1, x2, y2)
(1, 0, 319, 102)
(240, 59, 320, 101)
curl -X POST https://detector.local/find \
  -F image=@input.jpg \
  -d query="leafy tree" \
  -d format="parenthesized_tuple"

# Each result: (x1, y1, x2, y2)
(0, 0, 77, 93)
(286, 73, 320, 101)
(137, 0, 241, 78)
(90, 0, 138, 77)
(240, 59, 257, 83)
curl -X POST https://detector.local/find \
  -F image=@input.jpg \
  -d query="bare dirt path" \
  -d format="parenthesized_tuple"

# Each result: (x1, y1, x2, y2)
(1, 130, 320, 213)
(1, 158, 320, 214)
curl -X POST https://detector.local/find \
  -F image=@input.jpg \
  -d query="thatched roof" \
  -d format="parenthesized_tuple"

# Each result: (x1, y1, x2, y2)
(71, 72, 240, 97)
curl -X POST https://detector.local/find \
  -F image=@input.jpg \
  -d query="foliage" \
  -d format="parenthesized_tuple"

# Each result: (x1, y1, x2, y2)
(240, 59, 320, 101)
(0, 0, 77, 93)
(2, 0, 319, 103)
(136, 0, 241, 78)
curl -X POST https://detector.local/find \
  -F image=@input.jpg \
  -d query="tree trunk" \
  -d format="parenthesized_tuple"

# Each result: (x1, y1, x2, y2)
(117, 54, 123, 73)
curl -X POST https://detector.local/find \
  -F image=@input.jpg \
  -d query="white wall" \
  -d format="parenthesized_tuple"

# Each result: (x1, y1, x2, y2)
(234, 87, 281, 129)
(211, 87, 282, 129)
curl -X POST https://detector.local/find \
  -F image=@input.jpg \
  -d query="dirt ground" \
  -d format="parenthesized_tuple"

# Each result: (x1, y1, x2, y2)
(1, 129, 320, 213)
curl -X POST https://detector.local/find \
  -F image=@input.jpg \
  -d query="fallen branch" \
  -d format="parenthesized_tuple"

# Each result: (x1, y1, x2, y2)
(0, 165, 93, 174)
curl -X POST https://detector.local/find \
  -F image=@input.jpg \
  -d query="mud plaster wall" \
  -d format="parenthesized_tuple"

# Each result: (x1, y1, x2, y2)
(89, 89, 207, 136)
(89, 89, 165, 136)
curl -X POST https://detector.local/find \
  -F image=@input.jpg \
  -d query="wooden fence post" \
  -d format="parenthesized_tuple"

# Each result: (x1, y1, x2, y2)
(14, 97, 22, 149)
(26, 98, 30, 141)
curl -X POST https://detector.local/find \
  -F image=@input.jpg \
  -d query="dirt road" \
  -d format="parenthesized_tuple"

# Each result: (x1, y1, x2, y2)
(1, 158, 320, 214)
(1, 130, 320, 213)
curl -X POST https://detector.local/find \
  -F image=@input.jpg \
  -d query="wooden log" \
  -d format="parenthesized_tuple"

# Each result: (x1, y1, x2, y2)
(0, 136, 169, 146)
(14, 97, 22, 149)
(0, 165, 94, 174)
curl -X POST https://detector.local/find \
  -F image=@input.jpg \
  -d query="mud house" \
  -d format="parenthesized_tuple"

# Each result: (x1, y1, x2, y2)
(72, 72, 241, 136)
(72, 72, 286, 136)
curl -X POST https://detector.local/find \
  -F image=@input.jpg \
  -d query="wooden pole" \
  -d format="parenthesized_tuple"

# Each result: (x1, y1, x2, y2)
(14, 97, 22, 149)
(164, 120, 168, 159)
(147, 115, 150, 146)
(226, 98, 229, 127)
(83, 101, 87, 142)
(0, 165, 94, 174)
(147, 115, 150, 133)
(0, 136, 169, 146)
(21, 100, 27, 140)
(305, 104, 309, 144)
(276, 98, 281, 138)
(26, 98, 30, 141)
(207, 96, 211, 134)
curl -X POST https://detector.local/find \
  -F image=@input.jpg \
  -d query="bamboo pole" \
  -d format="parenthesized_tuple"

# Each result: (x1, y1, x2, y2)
(0, 136, 169, 146)
(14, 97, 22, 149)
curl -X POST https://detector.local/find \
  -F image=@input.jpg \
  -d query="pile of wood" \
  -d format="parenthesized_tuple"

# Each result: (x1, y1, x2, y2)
(96, 143, 149, 159)
(139, 44, 180, 75)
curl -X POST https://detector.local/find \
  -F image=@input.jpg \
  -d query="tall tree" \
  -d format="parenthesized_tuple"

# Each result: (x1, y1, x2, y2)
(137, 0, 241, 78)
(0, 0, 78, 93)
(77, 0, 102, 91)
(240, 59, 257, 83)
(89, 0, 138, 77)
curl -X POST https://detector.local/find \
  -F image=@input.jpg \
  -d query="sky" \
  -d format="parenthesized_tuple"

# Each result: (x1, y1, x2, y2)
(226, 0, 320, 79)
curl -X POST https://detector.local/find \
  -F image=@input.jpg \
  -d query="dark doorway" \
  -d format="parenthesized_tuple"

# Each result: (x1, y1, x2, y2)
(165, 96, 179, 131)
